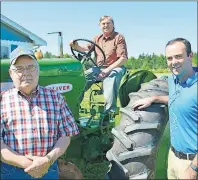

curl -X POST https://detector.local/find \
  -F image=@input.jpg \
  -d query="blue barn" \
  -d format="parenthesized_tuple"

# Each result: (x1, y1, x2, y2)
(1, 14, 47, 58)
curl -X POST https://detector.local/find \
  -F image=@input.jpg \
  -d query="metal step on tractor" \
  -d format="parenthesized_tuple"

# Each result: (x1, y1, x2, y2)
(0, 39, 170, 179)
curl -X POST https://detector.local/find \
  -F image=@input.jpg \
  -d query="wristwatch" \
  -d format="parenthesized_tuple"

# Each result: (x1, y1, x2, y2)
(190, 162, 198, 172)
(45, 154, 54, 166)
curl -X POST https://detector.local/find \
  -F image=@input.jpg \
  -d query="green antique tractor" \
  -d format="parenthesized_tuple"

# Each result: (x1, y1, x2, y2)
(1, 39, 170, 179)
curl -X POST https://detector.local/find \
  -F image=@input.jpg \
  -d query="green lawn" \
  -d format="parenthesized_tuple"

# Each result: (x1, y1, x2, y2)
(155, 72, 171, 78)
(74, 159, 109, 179)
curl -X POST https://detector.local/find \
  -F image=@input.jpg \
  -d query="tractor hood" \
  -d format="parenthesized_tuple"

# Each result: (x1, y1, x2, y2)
(1, 58, 86, 121)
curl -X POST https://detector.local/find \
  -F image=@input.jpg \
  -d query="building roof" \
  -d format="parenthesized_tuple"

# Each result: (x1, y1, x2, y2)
(1, 14, 47, 46)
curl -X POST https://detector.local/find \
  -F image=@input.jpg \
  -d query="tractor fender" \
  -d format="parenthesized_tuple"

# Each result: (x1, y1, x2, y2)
(106, 76, 169, 179)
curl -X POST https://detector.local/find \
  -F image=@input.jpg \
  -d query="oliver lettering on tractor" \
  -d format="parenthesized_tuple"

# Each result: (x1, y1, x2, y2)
(46, 83, 73, 93)
(0, 39, 170, 179)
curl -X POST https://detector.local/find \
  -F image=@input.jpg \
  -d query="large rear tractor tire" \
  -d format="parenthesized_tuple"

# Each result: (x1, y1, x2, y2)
(106, 77, 169, 179)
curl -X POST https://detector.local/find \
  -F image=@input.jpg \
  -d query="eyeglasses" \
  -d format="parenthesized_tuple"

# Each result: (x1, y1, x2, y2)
(10, 64, 38, 74)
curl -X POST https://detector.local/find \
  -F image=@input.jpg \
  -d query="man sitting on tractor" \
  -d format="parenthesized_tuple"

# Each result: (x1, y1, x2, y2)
(69, 15, 128, 115)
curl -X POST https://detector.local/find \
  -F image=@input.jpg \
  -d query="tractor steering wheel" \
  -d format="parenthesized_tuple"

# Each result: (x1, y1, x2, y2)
(71, 39, 106, 67)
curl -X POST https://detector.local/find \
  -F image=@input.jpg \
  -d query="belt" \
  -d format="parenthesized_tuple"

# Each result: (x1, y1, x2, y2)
(171, 146, 196, 160)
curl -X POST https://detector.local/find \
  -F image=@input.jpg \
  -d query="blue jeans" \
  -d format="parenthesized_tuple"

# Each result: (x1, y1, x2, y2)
(80, 66, 126, 113)
(1, 161, 58, 180)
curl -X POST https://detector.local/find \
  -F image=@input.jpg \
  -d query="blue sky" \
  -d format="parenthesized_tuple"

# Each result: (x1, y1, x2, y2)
(1, 2, 197, 58)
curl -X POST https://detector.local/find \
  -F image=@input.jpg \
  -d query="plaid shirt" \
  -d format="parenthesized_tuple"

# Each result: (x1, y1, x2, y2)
(1, 86, 79, 156)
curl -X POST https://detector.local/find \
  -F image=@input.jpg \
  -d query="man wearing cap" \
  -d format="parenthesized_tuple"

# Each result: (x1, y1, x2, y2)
(1, 47, 79, 179)
(132, 38, 198, 179)
(69, 15, 128, 114)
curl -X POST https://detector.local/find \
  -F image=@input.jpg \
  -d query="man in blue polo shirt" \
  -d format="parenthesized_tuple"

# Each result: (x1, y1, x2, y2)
(132, 38, 197, 179)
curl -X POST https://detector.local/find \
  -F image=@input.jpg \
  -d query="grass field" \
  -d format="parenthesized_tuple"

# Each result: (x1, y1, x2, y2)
(74, 72, 170, 179)
(155, 72, 170, 78)
(73, 159, 109, 179)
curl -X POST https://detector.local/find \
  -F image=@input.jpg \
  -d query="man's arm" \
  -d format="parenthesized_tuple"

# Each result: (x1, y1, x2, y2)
(44, 93, 78, 163)
(24, 94, 78, 178)
(106, 56, 127, 72)
(1, 140, 32, 168)
(106, 34, 128, 72)
(45, 136, 70, 163)
(132, 96, 168, 110)
(69, 40, 90, 52)
(98, 34, 128, 79)
(26, 94, 78, 173)
(191, 154, 198, 167)
(179, 154, 198, 179)
(151, 95, 169, 104)
(24, 136, 71, 177)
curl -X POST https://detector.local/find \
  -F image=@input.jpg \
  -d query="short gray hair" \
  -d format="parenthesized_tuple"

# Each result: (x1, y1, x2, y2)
(99, 15, 114, 25)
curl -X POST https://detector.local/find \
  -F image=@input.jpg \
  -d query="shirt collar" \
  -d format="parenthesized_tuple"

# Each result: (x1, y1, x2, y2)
(102, 31, 116, 40)
(173, 72, 198, 87)
(17, 85, 40, 98)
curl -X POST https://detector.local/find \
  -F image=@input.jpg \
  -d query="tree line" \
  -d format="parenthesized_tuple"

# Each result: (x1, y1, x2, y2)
(43, 52, 73, 58)
(43, 51, 197, 72)
(124, 52, 197, 72)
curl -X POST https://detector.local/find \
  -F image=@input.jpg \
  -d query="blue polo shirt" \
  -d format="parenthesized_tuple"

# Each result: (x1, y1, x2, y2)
(168, 72, 198, 154)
